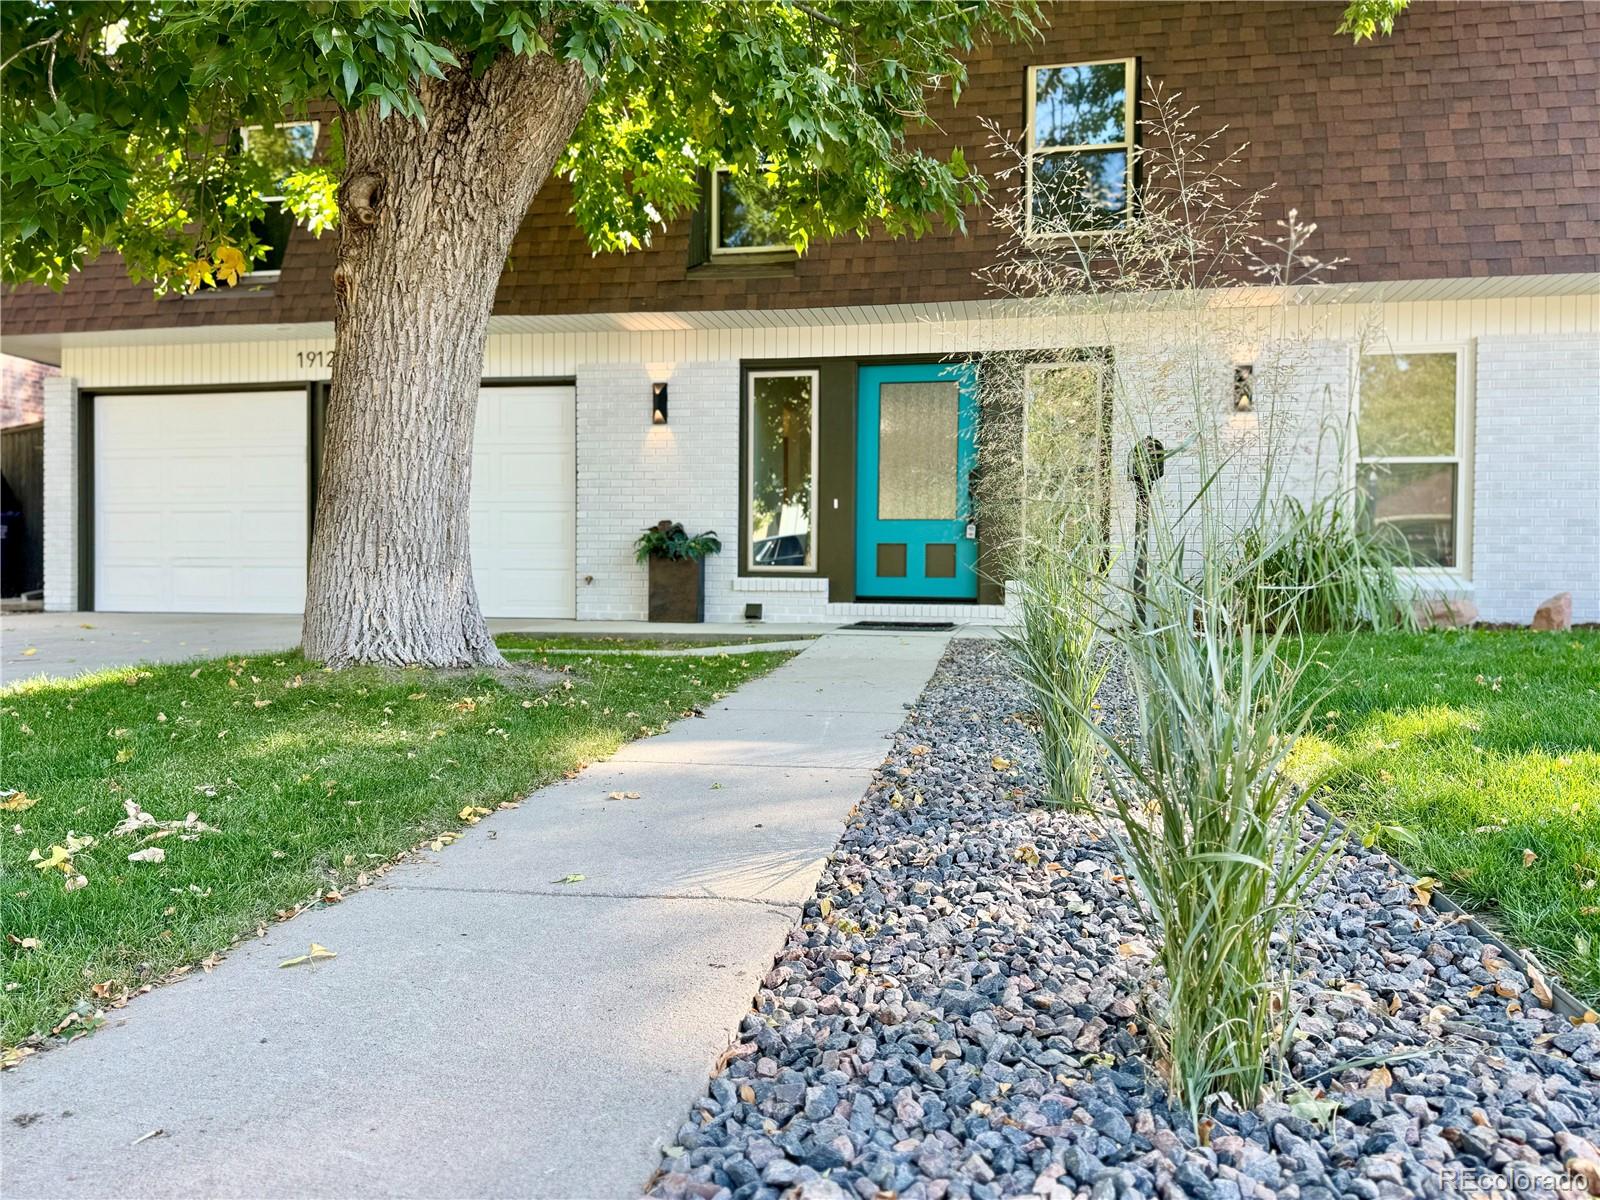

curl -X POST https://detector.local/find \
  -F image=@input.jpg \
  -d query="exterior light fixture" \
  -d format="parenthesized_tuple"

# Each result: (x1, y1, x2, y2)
(1232, 364, 1254, 412)
(651, 381, 669, 425)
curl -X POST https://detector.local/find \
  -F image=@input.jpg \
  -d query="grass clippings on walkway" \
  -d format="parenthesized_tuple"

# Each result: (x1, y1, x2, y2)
(0, 647, 792, 1051)
(1290, 629, 1600, 1002)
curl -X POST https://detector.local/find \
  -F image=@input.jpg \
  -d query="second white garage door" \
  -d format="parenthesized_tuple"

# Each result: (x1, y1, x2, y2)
(95, 391, 308, 614)
(471, 385, 576, 618)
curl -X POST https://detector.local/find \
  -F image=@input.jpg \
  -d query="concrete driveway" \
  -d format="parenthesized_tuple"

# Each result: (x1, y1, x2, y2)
(1, 612, 305, 683)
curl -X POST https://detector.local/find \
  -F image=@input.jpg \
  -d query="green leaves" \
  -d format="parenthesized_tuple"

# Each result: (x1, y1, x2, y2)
(2, 0, 1042, 292)
(1337, 0, 1410, 42)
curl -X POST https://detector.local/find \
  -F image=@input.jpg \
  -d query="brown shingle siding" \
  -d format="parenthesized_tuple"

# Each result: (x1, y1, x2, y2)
(5, 0, 1597, 337)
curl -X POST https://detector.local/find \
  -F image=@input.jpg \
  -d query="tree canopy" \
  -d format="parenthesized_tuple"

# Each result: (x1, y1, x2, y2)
(1, 0, 1045, 294)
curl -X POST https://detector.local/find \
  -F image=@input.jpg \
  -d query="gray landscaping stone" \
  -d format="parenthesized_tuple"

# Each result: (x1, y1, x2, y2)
(648, 638, 1600, 1200)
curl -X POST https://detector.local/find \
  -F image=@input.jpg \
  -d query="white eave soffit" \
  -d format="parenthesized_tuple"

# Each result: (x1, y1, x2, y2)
(5, 272, 1596, 364)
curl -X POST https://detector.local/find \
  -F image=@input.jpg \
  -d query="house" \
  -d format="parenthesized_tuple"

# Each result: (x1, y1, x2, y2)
(2, 1, 1596, 625)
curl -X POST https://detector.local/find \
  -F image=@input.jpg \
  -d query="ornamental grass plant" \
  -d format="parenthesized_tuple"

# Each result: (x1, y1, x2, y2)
(972, 88, 1380, 1120)
(1001, 537, 1111, 811)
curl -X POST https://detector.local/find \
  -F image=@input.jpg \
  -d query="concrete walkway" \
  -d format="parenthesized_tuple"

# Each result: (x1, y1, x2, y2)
(1, 631, 950, 1199)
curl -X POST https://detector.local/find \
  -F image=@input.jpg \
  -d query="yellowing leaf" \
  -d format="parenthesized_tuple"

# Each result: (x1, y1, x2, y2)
(278, 943, 337, 969)
(551, 873, 585, 885)
(34, 846, 70, 872)
(1366, 1065, 1393, 1089)
(21, 647, 37, 657)
(183, 257, 214, 292)
(991, 756, 1012, 771)
(0, 792, 36, 812)
(1522, 848, 1537, 867)
(1013, 843, 1040, 866)
(213, 245, 247, 286)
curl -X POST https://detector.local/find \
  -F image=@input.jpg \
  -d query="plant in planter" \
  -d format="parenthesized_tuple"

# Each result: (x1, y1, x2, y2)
(634, 521, 722, 623)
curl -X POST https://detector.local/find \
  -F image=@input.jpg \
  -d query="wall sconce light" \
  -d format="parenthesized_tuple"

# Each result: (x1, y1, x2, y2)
(1232, 364, 1254, 413)
(651, 381, 669, 425)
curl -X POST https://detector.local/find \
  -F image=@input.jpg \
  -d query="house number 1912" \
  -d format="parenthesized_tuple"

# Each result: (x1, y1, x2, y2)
(297, 349, 336, 369)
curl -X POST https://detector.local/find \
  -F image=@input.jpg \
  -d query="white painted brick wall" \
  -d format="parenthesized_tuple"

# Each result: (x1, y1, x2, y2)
(1474, 335, 1600, 623)
(42, 375, 78, 611)
(575, 360, 743, 620)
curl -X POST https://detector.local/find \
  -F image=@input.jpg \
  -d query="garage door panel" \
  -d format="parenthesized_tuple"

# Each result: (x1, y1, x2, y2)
(95, 392, 308, 615)
(96, 386, 572, 619)
(472, 386, 575, 619)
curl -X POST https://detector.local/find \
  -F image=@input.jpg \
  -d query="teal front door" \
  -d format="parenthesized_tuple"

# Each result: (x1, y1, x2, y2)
(855, 362, 979, 600)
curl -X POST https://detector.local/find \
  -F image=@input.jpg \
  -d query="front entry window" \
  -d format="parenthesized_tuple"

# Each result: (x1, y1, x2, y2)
(878, 381, 959, 520)
(747, 370, 818, 571)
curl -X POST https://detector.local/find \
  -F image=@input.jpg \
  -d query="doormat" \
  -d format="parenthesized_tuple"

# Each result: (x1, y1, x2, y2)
(844, 620, 956, 632)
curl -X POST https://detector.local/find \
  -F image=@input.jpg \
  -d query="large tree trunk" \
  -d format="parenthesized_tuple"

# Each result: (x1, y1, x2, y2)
(302, 53, 591, 668)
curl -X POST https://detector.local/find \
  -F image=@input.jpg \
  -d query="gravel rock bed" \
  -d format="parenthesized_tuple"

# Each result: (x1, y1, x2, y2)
(650, 638, 1600, 1200)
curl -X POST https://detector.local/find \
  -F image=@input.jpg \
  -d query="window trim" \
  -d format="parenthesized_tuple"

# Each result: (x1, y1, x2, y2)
(744, 368, 821, 573)
(710, 166, 792, 258)
(1024, 57, 1137, 241)
(238, 120, 320, 278)
(1354, 341, 1474, 577)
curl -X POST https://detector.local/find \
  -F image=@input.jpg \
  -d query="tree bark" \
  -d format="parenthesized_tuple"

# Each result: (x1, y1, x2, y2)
(302, 52, 592, 668)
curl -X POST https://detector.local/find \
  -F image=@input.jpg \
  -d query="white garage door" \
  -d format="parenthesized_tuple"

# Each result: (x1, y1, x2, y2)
(471, 385, 576, 618)
(95, 391, 308, 613)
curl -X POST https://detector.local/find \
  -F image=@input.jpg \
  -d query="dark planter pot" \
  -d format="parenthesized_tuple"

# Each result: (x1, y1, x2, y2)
(647, 555, 705, 623)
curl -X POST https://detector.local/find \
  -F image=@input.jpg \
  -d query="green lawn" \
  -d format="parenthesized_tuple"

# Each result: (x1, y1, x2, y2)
(1, 646, 791, 1050)
(494, 632, 814, 653)
(1289, 629, 1600, 1003)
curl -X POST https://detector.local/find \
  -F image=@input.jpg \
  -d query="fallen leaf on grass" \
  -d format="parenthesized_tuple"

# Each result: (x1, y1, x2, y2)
(551, 873, 585, 884)
(1522, 848, 1538, 867)
(5, 935, 39, 950)
(0, 791, 36, 812)
(278, 943, 337, 968)
(127, 847, 166, 864)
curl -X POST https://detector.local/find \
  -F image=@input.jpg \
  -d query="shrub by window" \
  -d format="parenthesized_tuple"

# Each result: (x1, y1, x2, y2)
(1026, 59, 1136, 238)
(1358, 351, 1468, 570)
(747, 370, 818, 570)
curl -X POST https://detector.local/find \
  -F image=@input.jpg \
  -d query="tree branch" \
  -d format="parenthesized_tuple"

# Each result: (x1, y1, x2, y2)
(791, 2, 845, 31)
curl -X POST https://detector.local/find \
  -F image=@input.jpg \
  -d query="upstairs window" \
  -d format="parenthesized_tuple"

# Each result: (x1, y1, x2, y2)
(710, 167, 791, 258)
(1025, 59, 1136, 238)
(239, 121, 319, 276)
(1358, 350, 1470, 570)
